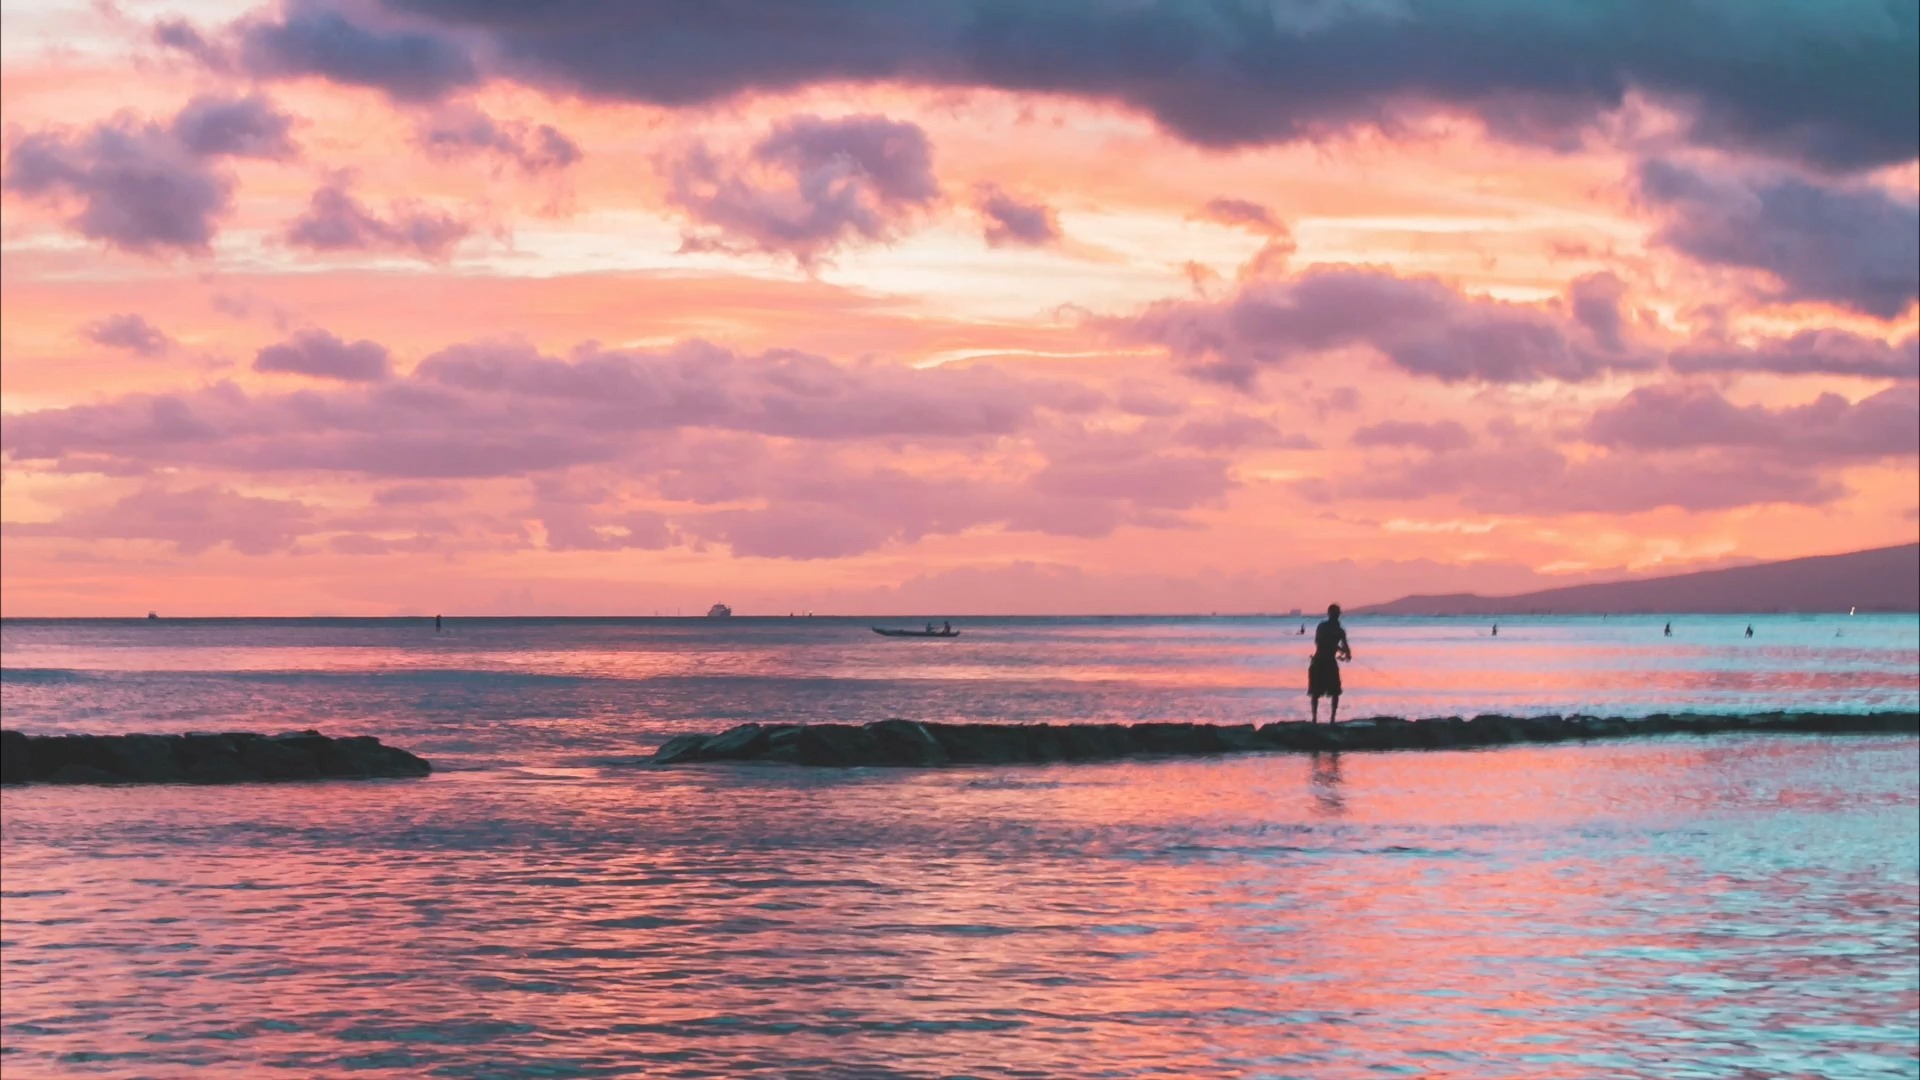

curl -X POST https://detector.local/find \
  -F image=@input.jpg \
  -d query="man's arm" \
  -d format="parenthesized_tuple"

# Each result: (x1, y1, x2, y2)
(1338, 628, 1353, 660)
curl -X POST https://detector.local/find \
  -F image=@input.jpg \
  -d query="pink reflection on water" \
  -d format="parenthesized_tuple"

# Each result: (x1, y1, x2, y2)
(5, 736, 1914, 1078)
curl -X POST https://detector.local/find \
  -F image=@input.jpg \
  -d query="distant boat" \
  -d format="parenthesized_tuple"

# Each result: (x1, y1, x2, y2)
(872, 627, 961, 638)
(706, 604, 733, 618)
(146, 611, 158, 620)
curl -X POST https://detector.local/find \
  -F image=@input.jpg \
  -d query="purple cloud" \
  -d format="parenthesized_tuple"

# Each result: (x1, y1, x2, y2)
(372, 483, 463, 506)
(976, 185, 1060, 248)
(1587, 383, 1920, 461)
(3, 339, 1097, 479)
(1568, 272, 1629, 352)
(264, 1, 1920, 171)
(417, 105, 581, 174)
(533, 480, 676, 551)
(254, 329, 392, 382)
(1345, 442, 1843, 514)
(5, 486, 312, 555)
(169, 93, 298, 160)
(1173, 414, 1316, 451)
(1670, 330, 1919, 380)
(1352, 420, 1475, 452)
(235, 0, 478, 103)
(4, 94, 302, 255)
(152, 17, 225, 66)
(285, 177, 471, 261)
(665, 114, 939, 266)
(1639, 161, 1919, 319)
(1197, 198, 1284, 234)
(1114, 266, 1650, 388)
(4, 120, 233, 254)
(83, 314, 173, 357)
(674, 433, 1234, 560)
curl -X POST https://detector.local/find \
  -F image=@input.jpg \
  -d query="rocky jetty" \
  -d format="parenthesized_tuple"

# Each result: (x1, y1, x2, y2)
(0, 730, 432, 786)
(648, 712, 1919, 768)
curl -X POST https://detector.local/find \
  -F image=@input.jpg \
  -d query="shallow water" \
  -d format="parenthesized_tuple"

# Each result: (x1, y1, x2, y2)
(3, 616, 1918, 1078)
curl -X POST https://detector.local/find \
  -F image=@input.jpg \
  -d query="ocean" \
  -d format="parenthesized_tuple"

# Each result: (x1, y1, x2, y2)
(2, 614, 1917, 1078)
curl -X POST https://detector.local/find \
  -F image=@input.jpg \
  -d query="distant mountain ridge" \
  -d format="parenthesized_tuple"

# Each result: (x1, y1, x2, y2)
(1353, 544, 1920, 616)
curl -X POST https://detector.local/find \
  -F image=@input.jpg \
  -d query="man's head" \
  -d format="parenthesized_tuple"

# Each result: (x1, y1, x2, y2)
(1327, 603, 1342, 619)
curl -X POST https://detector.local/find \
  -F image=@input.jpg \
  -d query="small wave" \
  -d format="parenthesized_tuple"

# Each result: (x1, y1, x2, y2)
(0, 667, 92, 684)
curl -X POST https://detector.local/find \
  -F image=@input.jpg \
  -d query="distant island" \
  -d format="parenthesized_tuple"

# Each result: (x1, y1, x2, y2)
(1354, 543, 1919, 616)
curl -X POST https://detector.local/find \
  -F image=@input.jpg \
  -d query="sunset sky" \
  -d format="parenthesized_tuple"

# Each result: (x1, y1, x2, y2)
(2, 0, 1915, 616)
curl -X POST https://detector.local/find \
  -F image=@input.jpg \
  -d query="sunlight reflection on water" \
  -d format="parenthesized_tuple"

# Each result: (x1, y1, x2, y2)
(2, 616, 1917, 1077)
(4, 739, 1917, 1079)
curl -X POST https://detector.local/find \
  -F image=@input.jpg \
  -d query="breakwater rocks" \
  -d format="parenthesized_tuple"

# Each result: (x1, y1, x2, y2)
(0, 730, 432, 786)
(650, 712, 1920, 768)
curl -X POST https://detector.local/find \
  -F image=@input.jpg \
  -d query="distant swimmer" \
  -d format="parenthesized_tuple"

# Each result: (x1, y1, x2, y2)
(1298, 624, 1306, 635)
(435, 614, 442, 633)
(1308, 604, 1353, 724)
(1664, 622, 1672, 637)
(1745, 624, 1753, 638)
(1491, 623, 1498, 637)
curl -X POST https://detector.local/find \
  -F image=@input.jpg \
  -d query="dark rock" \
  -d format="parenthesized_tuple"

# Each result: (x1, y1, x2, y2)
(25, 735, 110, 781)
(1216, 725, 1262, 751)
(1130, 723, 1222, 755)
(649, 733, 710, 765)
(101, 734, 182, 782)
(1410, 717, 1466, 748)
(1058, 724, 1131, 761)
(790, 724, 879, 766)
(312, 736, 429, 778)
(760, 726, 805, 764)
(634, 711, 1919, 770)
(866, 719, 947, 766)
(236, 736, 321, 780)
(175, 733, 249, 783)
(1256, 722, 1320, 751)
(702, 723, 770, 761)
(928, 723, 1029, 764)
(44, 763, 124, 784)
(184, 752, 256, 785)
(1, 729, 30, 784)
(1023, 725, 1067, 763)
(1329, 721, 1388, 751)
(0, 730, 430, 785)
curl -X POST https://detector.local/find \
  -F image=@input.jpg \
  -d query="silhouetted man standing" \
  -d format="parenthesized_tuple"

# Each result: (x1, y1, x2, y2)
(1309, 604, 1353, 723)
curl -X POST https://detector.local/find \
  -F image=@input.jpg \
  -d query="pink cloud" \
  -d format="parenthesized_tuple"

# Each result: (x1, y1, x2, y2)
(665, 114, 939, 266)
(1588, 384, 1920, 461)
(2, 337, 1100, 483)
(284, 176, 471, 261)
(83, 313, 173, 357)
(1638, 160, 1919, 319)
(416, 105, 581, 175)
(254, 329, 391, 382)
(1669, 330, 1919, 380)
(1344, 441, 1843, 515)
(1111, 265, 1652, 388)
(5, 486, 311, 555)
(1351, 420, 1475, 452)
(975, 184, 1060, 248)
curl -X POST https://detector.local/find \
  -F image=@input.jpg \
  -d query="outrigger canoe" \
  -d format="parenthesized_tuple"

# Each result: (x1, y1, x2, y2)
(872, 627, 961, 638)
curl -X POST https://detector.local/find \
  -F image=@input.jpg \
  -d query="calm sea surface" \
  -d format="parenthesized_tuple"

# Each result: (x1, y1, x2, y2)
(3, 614, 1917, 1078)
